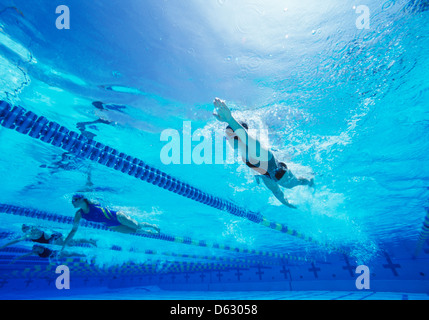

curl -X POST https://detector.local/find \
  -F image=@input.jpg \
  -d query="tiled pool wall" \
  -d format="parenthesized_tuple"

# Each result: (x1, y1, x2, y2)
(1, 239, 428, 296)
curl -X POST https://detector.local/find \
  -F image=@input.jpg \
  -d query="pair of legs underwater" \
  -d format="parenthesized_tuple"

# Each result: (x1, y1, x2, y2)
(111, 211, 160, 235)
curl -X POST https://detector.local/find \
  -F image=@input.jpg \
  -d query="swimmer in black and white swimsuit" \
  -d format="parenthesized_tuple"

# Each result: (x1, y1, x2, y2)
(9, 245, 86, 264)
(0, 224, 96, 252)
(213, 98, 314, 209)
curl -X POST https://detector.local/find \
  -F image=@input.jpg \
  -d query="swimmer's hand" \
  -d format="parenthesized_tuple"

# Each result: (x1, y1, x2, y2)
(282, 199, 298, 209)
(213, 98, 233, 123)
(285, 202, 298, 209)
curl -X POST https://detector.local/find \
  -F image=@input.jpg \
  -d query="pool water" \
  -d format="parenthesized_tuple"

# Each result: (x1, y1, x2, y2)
(0, 0, 428, 300)
(1, 288, 429, 300)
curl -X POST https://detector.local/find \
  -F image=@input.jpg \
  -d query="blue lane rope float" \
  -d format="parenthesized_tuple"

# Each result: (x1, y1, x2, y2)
(0, 228, 289, 268)
(414, 207, 429, 258)
(0, 100, 347, 255)
(0, 203, 313, 263)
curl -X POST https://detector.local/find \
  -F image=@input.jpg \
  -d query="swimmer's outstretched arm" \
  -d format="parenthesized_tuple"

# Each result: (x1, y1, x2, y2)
(8, 251, 33, 265)
(272, 188, 297, 209)
(62, 210, 82, 251)
(0, 235, 28, 251)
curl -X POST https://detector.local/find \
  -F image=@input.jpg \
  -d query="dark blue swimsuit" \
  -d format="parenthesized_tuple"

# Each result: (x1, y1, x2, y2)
(81, 204, 122, 227)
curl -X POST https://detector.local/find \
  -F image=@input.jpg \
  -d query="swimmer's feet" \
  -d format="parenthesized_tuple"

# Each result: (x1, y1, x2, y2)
(151, 226, 161, 235)
(137, 224, 160, 235)
(138, 229, 160, 236)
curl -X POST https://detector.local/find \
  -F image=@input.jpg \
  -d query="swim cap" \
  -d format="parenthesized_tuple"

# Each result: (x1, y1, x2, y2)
(72, 194, 85, 202)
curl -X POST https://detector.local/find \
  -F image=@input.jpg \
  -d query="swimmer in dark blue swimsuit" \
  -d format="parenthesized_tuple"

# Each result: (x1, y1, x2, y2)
(62, 194, 160, 251)
(0, 224, 96, 251)
(213, 98, 314, 209)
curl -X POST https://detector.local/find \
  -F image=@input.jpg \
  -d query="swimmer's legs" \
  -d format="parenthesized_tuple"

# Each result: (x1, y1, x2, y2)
(109, 225, 137, 234)
(110, 225, 160, 235)
(116, 212, 160, 234)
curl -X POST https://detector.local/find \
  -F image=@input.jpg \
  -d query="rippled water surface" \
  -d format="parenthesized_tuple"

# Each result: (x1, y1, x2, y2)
(0, 0, 428, 268)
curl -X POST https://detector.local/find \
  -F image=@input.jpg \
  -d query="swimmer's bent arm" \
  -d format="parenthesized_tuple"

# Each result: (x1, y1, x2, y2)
(62, 210, 82, 251)
(272, 187, 297, 209)
(261, 176, 297, 209)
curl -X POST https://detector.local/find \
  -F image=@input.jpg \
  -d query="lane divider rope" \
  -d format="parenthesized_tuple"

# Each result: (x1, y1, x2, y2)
(0, 100, 347, 255)
(0, 203, 314, 263)
(0, 230, 292, 268)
